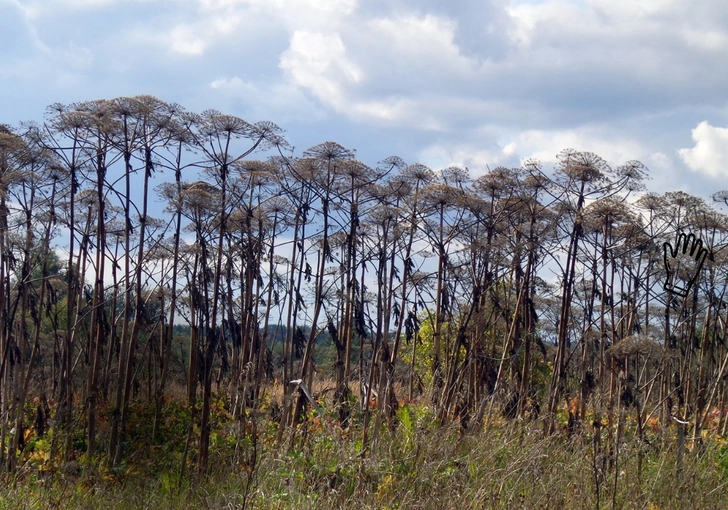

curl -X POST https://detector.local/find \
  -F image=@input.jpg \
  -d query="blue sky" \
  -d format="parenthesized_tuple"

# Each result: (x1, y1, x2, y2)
(3, 0, 728, 200)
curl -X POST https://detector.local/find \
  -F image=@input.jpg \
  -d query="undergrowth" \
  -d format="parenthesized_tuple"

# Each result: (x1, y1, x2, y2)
(1, 396, 727, 509)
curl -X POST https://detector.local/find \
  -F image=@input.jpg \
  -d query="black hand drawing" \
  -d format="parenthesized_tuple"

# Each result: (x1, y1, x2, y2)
(663, 232, 709, 298)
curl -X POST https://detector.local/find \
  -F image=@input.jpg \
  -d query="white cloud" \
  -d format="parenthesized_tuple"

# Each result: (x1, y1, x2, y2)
(3, 0, 728, 208)
(418, 142, 516, 176)
(367, 14, 471, 73)
(158, 0, 355, 57)
(275, 12, 489, 128)
(503, 142, 518, 156)
(507, 0, 688, 48)
(349, 98, 415, 123)
(210, 76, 244, 89)
(417, 125, 656, 181)
(167, 24, 207, 55)
(679, 121, 728, 178)
(516, 128, 648, 166)
(279, 30, 362, 109)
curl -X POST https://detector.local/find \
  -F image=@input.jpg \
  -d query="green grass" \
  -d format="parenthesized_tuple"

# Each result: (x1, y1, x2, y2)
(3, 399, 728, 509)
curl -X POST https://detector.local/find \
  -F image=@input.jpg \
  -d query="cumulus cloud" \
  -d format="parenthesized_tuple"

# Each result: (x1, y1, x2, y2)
(679, 121, 728, 178)
(516, 128, 648, 166)
(165, 24, 207, 55)
(280, 31, 361, 107)
(276, 11, 485, 127)
(265, 0, 728, 137)
(366, 14, 471, 74)
(418, 142, 518, 176)
(416, 124, 660, 181)
(157, 0, 356, 56)
(3, 0, 728, 205)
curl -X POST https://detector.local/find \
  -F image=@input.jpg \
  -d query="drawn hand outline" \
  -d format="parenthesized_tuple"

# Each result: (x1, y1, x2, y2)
(663, 232, 709, 298)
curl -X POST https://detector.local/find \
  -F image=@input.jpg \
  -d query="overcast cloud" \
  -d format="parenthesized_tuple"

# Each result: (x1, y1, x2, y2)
(2, 0, 728, 199)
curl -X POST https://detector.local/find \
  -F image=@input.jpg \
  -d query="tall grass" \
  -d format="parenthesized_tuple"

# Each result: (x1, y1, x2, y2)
(3, 400, 727, 509)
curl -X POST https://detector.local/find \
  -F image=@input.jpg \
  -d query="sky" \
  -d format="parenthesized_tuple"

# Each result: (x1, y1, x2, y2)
(3, 0, 728, 201)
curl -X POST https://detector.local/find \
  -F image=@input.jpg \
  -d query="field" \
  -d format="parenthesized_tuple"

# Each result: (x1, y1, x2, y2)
(2, 383, 728, 510)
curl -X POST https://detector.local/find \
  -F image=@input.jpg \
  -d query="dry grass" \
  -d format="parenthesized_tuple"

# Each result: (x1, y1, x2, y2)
(3, 397, 728, 510)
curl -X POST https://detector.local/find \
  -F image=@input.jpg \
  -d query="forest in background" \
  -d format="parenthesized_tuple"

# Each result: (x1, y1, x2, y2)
(2, 95, 728, 508)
